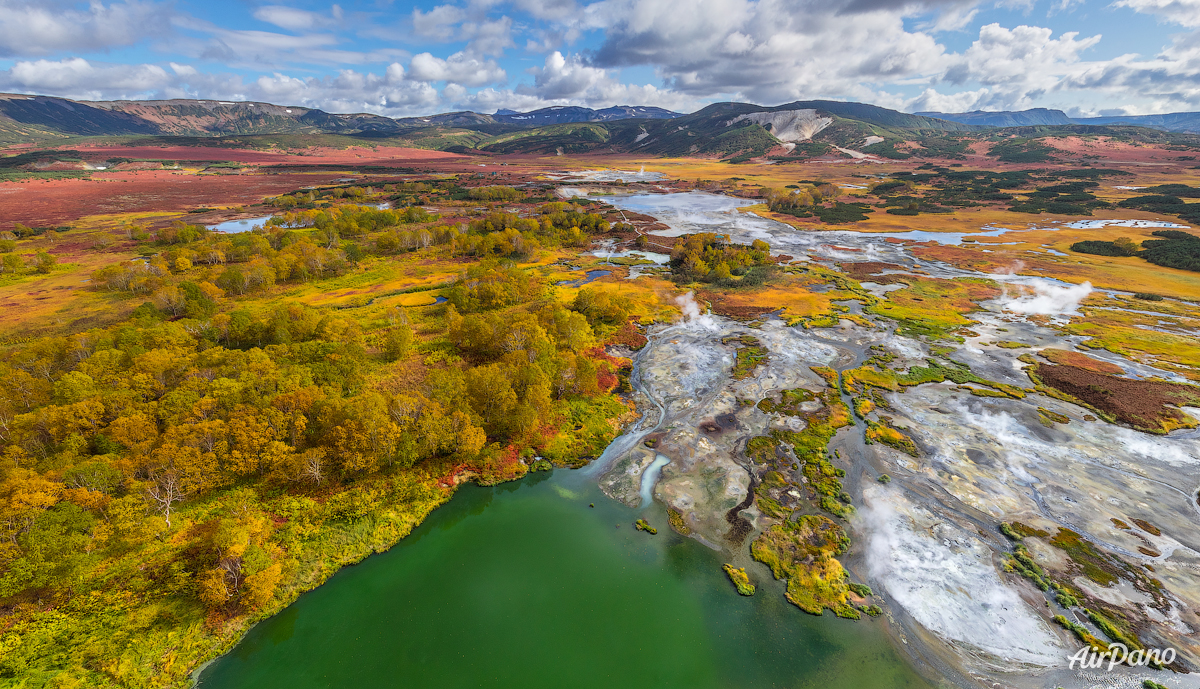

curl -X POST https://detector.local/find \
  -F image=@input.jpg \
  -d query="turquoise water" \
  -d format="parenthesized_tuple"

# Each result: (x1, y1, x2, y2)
(199, 470, 931, 689)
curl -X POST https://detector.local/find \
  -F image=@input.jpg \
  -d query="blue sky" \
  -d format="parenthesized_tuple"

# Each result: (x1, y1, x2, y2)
(1, 0, 1199, 117)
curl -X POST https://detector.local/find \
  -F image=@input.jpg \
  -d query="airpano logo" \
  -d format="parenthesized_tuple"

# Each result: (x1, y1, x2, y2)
(1068, 643, 1176, 671)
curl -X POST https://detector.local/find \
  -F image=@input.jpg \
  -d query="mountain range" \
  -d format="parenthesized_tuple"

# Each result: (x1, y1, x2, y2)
(3, 92, 1200, 158)
(919, 107, 1200, 133)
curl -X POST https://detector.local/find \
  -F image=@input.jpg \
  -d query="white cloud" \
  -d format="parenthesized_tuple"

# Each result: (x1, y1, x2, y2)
(0, 58, 171, 98)
(906, 86, 992, 112)
(462, 16, 514, 55)
(0, 0, 173, 57)
(932, 23, 1101, 109)
(0, 57, 442, 115)
(408, 52, 507, 86)
(923, 5, 978, 32)
(513, 0, 579, 21)
(410, 4, 515, 56)
(577, 0, 952, 105)
(9, 0, 1200, 119)
(247, 67, 441, 112)
(412, 4, 465, 40)
(252, 5, 342, 31)
(1114, 0, 1200, 27)
(168, 15, 409, 69)
(512, 51, 695, 109)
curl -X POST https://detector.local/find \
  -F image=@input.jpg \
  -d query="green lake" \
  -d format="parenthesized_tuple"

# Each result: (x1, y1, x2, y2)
(198, 468, 931, 689)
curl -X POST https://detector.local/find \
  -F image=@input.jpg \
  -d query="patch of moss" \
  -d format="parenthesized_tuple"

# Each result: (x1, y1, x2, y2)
(759, 391, 855, 517)
(724, 334, 769, 380)
(1038, 407, 1071, 426)
(745, 435, 779, 463)
(1085, 608, 1143, 651)
(865, 420, 918, 457)
(848, 582, 873, 597)
(723, 564, 756, 596)
(852, 396, 876, 418)
(757, 387, 816, 416)
(1050, 528, 1118, 586)
(1004, 544, 1051, 590)
(1001, 521, 1050, 541)
(966, 386, 1009, 398)
(750, 514, 858, 618)
(668, 508, 691, 535)
(755, 494, 790, 519)
(634, 519, 657, 535)
(809, 365, 840, 389)
(1053, 615, 1107, 653)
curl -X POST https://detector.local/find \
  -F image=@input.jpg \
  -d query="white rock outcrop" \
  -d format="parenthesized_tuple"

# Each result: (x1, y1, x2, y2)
(728, 109, 833, 142)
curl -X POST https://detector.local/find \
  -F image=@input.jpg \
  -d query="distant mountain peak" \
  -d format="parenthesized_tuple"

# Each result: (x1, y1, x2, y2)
(491, 105, 683, 125)
(915, 108, 1073, 127)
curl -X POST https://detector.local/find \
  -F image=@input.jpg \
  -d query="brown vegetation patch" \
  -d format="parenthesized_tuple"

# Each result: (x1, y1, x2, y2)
(1035, 363, 1200, 432)
(1039, 348, 1125, 374)
(0, 171, 369, 229)
(1131, 518, 1162, 536)
(605, 320, 648, 350)
(696, 289, 777, 319)
(838, 261, 912, 284)
(69, 144, 467, 164)
(1041, 137, 1188, 166)
(907, 243, 1007, 273)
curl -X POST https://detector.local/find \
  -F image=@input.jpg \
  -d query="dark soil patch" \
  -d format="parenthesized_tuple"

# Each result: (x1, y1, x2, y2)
(725, 475, 758, 546)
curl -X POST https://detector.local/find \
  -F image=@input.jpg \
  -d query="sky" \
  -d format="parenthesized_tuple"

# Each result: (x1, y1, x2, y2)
(2, 0, 1200, 117)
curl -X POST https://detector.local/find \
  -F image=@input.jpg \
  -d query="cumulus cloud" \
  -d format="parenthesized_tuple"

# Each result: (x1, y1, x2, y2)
(514, 51, 708, 110)
(0, 58, 171, 98)
(412, 4, 465, 40)
(10, 0, 1200, 119)
(513, 0, 579, 21)
(0, 0, 173, 57)
(409, 52, 506, 86)
(410, 5, 513, 55)
(247, 66, 441, 113)
(575, 0, 952, 104)
(931, 23, 1101, 110)
(0, 57, 443, 115)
